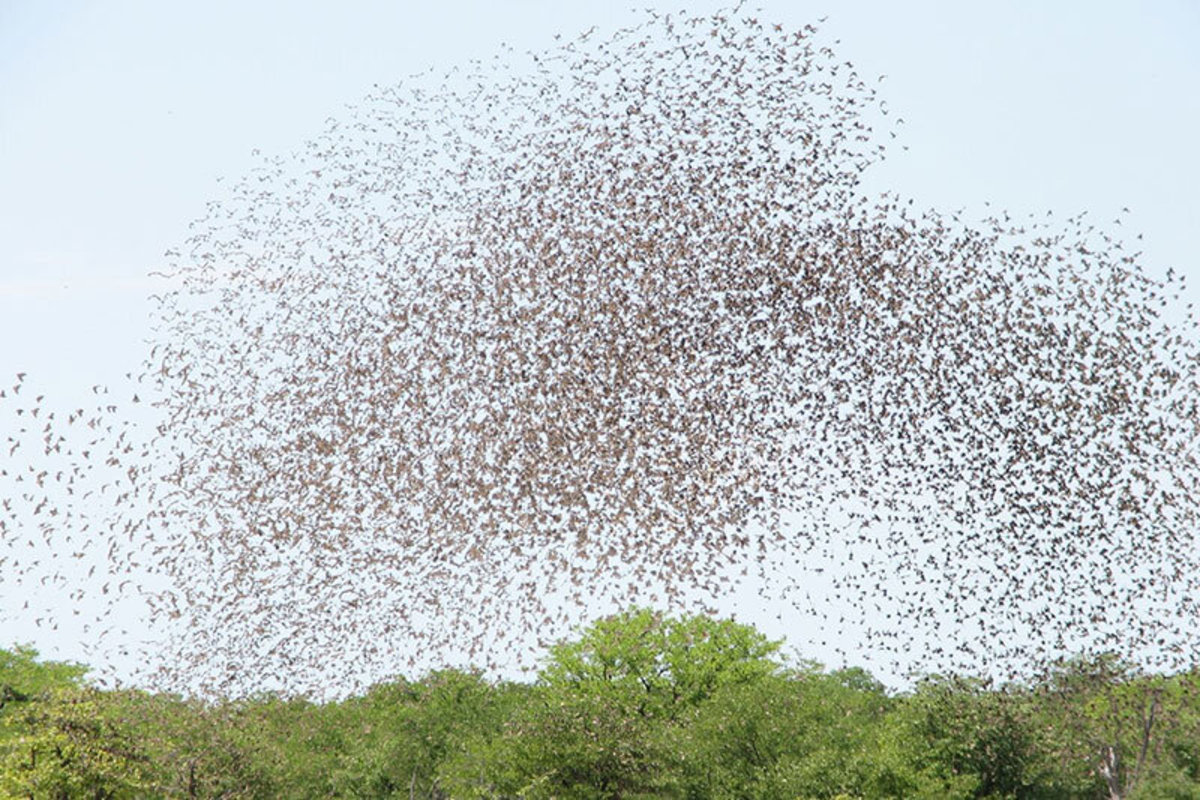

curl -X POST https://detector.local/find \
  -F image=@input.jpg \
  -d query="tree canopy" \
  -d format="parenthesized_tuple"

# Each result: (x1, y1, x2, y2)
(5, 613, 1200, 798)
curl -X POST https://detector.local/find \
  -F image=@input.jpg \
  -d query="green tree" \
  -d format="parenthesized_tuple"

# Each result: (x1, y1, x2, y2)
(332, 669, 519, 799)
(444, 608, 784, 799)
(891, 675, 1057, 799)
(212, 691, 348, 798)
(540, 607, 784, 719)
(0, 645, 88, 715)
(0, 686, 152, 799)
(1033, 655, 1200, 800)
(105, 689, 275, 798)
(1, 646, 156, 798)
(668, 665, 896, 799)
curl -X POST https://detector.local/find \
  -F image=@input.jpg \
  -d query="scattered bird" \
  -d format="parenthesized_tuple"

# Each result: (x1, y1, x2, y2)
(1, 7, 1197, 701)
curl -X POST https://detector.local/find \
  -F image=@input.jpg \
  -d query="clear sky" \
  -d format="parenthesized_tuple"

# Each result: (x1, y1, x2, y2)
(2, 1, 1198, 687)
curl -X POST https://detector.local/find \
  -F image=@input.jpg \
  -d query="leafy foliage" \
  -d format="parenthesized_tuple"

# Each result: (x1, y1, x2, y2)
(5, 614, 1200, 798)
(1, 686, 151, 800)
(0, 645, 88, 710)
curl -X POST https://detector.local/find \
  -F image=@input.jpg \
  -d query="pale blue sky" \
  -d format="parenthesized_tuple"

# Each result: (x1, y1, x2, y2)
(2, 1, 1198, 686)
(2, 1, 1197, 391)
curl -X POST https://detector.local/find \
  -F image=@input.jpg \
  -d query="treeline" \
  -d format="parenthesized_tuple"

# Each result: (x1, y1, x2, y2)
(3, 609, 1200, 799)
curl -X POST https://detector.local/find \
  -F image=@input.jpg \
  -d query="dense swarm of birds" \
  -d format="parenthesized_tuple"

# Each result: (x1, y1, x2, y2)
(2, 7, 1199, 698)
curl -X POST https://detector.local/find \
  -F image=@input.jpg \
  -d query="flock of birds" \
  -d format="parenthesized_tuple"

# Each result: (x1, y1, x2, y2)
(2, 7, 1199, 698)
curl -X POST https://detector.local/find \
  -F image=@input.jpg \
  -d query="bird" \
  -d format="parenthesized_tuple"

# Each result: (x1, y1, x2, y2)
(1, 5, 1197, 703)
